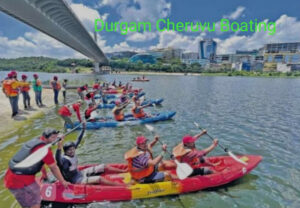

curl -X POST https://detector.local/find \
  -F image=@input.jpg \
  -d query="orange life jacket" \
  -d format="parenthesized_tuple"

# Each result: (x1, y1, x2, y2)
(50, 80, 61, 90)
(131, 106, 146, 119)
(20, 81, 30, 92)
(124, 147, 154, 180)
(3, 79, 19, 96)
(113, 107, 124, 121)
(173, 143, 200, 168)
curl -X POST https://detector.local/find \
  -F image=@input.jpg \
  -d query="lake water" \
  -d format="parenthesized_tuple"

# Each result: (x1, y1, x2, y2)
(0, 73, 300, 208)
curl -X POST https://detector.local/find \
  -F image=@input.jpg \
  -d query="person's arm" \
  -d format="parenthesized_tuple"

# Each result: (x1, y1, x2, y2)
(202, 139, 218, 155)
(149, 135, 159, 148)
(193, 129, 207, 141)
(75, 108, 82, 122)
(147, 144, 167, 166)
(48, 163, 70, 187)
(74, 124, 86, 148)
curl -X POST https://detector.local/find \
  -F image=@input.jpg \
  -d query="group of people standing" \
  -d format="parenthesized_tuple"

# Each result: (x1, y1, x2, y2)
(1, 70, 70, 118)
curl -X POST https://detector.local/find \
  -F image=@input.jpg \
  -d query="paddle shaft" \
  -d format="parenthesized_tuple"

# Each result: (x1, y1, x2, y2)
(195, 125, 228, 152)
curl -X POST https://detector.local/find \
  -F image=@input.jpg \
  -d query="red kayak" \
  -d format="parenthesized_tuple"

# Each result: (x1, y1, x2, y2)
(39, 155, 261, 204)
(132, 79, 150, 82)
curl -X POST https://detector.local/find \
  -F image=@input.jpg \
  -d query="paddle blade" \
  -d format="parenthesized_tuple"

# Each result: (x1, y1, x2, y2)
(145, 124, 154, 132)
(14, 144, 51, 168)
(175, 160, 193, 180)
(90, 111, 99, 119)
(193, 122, 199, 128)
(228, 151, 247, 165)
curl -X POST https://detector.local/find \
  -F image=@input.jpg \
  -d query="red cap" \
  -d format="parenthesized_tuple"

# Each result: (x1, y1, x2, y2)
(182, 135, 196, 144)
(7, 72, 13, 78)
(11, 70, 17, 76)
(136, 136, 148, 145)
(53, 76, 58, 80)
(122, 91, 127, 95)
(115, 101, 121, 105)
(33, 74, 38, 78)
(21, 74, 27, 79)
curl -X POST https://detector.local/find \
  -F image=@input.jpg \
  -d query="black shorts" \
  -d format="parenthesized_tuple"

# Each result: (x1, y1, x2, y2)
(190, 167, 212, 177)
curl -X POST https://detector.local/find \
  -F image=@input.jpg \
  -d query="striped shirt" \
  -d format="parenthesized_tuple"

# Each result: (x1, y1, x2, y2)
(181, 150, 206, 164)
(132, 151, 151, 169)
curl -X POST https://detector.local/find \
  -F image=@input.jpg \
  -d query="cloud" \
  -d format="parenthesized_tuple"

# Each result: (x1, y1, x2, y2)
(70, 3, 108, 32)
(150, 14, 300, 55)
(126, 32, 157, 42)
(99, 0, 171, 23)
(0, 32, 82, 58)
(217, 14, 300, 54)
(150, 30, 203, 52)
(223, 6, 246, 20)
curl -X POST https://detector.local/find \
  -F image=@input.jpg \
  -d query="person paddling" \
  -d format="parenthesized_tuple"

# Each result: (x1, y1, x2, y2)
(112, 100, 130, 121)
(124, 136, 177, 184)
(77, 84, 88, 100)
(172, 130, 219, 177)
(4, 128, 70, 208)
(56, 123, 126, 185)
(131, 96, 151, 119)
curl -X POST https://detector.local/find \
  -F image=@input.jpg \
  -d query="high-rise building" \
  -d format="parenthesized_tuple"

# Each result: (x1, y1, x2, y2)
(199, 39, 217, 62)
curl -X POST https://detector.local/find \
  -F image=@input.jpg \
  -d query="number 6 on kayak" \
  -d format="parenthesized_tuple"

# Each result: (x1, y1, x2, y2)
(145, 124, 193, 180)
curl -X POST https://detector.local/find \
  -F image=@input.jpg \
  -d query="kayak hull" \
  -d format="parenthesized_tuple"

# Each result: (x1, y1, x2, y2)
(96, 98, 164, 109)
(66, 111, 176, 129)
(39, 155, 262, 204)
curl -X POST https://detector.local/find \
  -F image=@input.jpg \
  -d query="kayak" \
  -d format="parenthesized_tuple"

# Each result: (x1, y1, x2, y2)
(65, 111, 176, 129)
(39, 155, 262, 203)
(108, 98, 164, 108)
(97, 98, 164, 109)
(104, 88, 141, 94)
(132, 79, 149, 82)
(94, 92, 146, 100)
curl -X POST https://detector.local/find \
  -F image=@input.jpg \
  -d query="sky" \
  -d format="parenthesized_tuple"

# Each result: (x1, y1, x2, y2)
(0, 0, 300, 59)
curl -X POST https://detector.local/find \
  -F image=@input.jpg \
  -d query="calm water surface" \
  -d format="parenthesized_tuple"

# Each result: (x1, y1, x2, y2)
(0, 73, 300, 208)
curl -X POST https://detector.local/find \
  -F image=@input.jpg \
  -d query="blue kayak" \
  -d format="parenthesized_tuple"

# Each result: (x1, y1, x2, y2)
(97, 98, 164, 109)
(95, 92, 145, 100)
(66, 111, 176, 129)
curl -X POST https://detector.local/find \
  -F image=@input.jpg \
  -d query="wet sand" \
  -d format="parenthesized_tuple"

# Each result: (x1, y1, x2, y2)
(0, 89, 63, 137)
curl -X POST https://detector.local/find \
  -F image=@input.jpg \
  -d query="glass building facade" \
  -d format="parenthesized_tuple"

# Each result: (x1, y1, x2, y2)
(199, 39, 217, 62)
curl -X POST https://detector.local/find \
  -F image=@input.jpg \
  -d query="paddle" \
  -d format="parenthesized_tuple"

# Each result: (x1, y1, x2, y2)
(14, 115, 96, 169)
(145, 124, 193, 180)
(193, 122, 247, 165)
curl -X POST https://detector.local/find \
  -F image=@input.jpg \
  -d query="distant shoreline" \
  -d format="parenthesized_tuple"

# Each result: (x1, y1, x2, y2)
(114, 70, 300, 78)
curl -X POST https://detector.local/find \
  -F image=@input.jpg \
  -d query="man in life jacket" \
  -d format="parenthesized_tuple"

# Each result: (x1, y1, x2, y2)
(84, 91, 96, 105)
(50, 76, 61, 104)
(92, 79, 101, 91)
(3, 71, 29, 117)
(56, 123, 126, 185)
(172, 130, 219, 177)
(124, 136, 175, 183)
(131, 96, 151, 119)
(4, 128, 70, 208)
(20, 74, 31, 110)
(58, 100, 83, 129)
(77, 84, 88, 100)
(32, 74, 44, 107)
(84, 103, 98, 121)
(112, 100, 130, 121)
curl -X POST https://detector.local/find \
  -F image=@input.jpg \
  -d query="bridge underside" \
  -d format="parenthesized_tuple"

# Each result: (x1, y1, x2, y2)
(0, 0, 108, 70)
